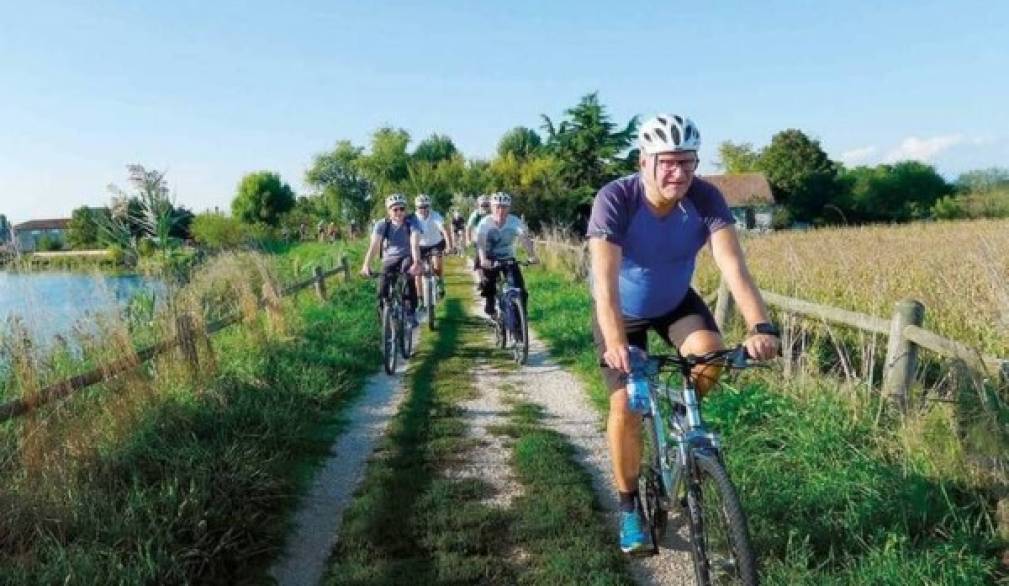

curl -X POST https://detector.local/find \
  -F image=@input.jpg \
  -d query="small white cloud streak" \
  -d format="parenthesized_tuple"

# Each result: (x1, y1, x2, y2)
(838, 145, 877, 166)
(884, 134, 964, 163)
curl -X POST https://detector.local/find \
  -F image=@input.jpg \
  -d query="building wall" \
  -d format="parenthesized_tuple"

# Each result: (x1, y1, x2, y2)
(15, 228, 66, 252)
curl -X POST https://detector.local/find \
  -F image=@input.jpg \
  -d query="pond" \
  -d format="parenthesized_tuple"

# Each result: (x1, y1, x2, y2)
(0, 270, 165, 347)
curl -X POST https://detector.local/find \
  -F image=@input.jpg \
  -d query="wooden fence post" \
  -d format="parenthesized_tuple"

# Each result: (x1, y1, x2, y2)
(175, 313, 199, 375)
(313, 265, 327, 300)
(340, 255, 350, 281)
(882, 299, 925, 414)
(713, 277, 734, 331)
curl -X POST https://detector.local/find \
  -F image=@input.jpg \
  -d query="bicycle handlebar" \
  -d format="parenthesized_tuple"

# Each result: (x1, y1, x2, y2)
(488, 258, 538, 268)
(649, 345, 755, 372)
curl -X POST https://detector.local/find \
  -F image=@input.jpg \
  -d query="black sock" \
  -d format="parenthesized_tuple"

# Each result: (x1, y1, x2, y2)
(619, 491, 638, 513)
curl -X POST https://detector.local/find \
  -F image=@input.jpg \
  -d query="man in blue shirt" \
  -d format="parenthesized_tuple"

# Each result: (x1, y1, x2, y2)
(587, 114, 780, 553)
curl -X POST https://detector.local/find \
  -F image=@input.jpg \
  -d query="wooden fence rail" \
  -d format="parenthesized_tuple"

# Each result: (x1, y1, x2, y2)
(534, 237, 1008, 412)
(0, 256, 352, 424)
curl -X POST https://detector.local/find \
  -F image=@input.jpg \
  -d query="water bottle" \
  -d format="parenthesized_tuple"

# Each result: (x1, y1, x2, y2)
(626, 346, 651, 414)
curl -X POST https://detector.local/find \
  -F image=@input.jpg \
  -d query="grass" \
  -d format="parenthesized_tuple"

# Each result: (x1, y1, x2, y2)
(0, 242, 379, 583)
(325, 258, 630, 585)
(521, 262, 1008, 585)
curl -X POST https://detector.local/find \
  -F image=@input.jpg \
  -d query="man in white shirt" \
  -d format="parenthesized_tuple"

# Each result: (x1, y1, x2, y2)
(412, 194, 453, 299)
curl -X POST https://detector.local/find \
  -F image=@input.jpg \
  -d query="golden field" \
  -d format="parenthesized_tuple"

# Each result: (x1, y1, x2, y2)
(694, 218, 1009, 358)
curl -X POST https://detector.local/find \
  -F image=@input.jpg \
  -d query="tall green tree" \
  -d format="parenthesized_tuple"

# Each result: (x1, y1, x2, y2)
(717, 141, 761, 173)
(756, 129, 843, 224)
(497, 127, 543, 159)
(232, 171, 295, 226)
(540, 92, 638, 202)
(305, 140, 373, 225)
(67, 206, 110, 249)
(412, 133, 457, 164)
(842, 162, 953, 222)
(359, 127, 411, 199)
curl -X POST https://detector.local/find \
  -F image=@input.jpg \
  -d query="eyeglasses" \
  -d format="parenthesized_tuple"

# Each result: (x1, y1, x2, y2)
(391, 206, 405, 212)
(479, 204, 490, 209)
(656, 157, 699, 172)
(418, 205, 429, 209)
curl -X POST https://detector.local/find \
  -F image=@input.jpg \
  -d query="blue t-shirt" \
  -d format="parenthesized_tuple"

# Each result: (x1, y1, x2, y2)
(586, 174, 734, 319)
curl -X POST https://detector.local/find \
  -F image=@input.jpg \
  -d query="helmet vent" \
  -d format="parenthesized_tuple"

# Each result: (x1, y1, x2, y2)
(654, 128, 667, 142)
(674, 115, 683, 125)
(643, 131, 653, 142)
(656, 116, 667, 125)
(670, 125, 681, 145)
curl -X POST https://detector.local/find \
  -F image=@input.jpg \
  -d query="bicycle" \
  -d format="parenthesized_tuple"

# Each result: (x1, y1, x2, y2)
(451, 230, 465, 255)
(419, 250, 442, 331)
(486, 258, 535, 365)
(368, 271, 415, 374)
(635, 346, 759, 585)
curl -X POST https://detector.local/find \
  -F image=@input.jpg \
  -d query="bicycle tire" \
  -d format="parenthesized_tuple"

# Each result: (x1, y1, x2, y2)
(685, 449, 758, 586)
(510, 296, 529, 365)
(640, 416, 668, 554)
(399, 303, 413, 360)
(425, 276, 436, 331)
(382, 304, 397, 375)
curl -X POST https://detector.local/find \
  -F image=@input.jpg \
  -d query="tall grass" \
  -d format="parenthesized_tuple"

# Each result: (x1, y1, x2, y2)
(0, 242, 379, 583)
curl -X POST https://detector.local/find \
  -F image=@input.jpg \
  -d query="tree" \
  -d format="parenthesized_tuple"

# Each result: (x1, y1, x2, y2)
(497, 127, 542, 159)
(0, 214, 11, 243)
(67, 206, 110, 249)
(717, 141, 761, 173)
(756, 129, 843, 224)
(956, 167, 1009, 192)
(305, 140, 373, 225)
(412, 133, 457, 164)
(232, 171, 295, 226)
(540, 92, 638, 203)
(359, 127, 411, 200)
(842, 162, 953, 222)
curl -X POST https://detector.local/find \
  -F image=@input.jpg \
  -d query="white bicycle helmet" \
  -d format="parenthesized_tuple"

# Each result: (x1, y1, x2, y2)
(385, 193, 407, 209)
(490, 192, 512, 206)
(638, 114, 701, 154)
(414, 194, 431, 207)
(477, 194, 491, 206)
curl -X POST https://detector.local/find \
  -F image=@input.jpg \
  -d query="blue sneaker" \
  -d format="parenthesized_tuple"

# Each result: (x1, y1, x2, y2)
(619, 510, 647, 553)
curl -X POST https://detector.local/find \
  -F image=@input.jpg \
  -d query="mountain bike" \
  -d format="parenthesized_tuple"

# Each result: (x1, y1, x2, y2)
(636, 346, 759, 585)
(419, 250, 442, 331)
(487, 258, 535, 365)
(369, 271, 414, 374)
(451, 229, 465, 255)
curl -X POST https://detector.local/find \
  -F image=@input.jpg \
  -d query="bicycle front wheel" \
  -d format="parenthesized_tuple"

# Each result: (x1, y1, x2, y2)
(425, 277, 436, 331)
(399, 304, 413, 359)
(509, 297, 528, 365)
(382, 304, 397, 375)
(685, 449, 757, 586)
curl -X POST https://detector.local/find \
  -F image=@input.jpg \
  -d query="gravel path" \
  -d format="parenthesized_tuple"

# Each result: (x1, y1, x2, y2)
(472, 295, 694, 585)
(450, 360, 523, 508)
(268, 332, 416, 586)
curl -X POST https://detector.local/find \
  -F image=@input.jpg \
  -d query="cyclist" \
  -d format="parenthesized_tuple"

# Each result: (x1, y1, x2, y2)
(476, 192, 538, 317)
(412, 194, 452, 300)
(360, 193, 422, 327)
(450, 210, 466, 253)
(587, 114, 780, 553)
(466, 195, 491, 275)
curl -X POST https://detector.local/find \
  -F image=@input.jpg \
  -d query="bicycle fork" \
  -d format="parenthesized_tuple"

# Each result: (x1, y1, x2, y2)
(648, 386, 714, 509)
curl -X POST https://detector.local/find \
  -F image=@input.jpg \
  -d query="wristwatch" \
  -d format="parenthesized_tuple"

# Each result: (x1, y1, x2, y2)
(749, 322, 780, 337)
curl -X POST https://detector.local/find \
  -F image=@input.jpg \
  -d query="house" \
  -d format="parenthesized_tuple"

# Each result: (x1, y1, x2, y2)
(700, 173, 776, 231)
(13, 218, 71, 252)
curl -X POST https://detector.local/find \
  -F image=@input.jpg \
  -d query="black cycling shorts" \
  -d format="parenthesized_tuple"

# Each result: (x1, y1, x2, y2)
(420, 240, 446, 257)
(590, 288, 720, 392)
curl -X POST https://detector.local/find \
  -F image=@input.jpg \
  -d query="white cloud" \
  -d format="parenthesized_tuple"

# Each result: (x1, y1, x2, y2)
(838, 145, 877, 166)
(884, 134, 964, 163)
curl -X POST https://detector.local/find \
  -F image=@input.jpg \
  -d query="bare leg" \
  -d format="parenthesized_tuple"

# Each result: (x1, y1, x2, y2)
(608, 388, 643, 493)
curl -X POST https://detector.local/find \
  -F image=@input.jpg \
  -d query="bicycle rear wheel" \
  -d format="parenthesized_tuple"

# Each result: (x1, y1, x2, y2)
(509, 296, 528, 365)
(685, 449, 757, 586)
(382, 304, 397, 375)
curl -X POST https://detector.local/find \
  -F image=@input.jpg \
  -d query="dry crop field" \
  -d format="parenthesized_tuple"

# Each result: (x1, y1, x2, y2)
(694, 218, 1009, 358)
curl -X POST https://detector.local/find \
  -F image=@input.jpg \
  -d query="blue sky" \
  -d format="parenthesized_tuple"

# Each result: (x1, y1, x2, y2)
(1, 0, 1007, 223)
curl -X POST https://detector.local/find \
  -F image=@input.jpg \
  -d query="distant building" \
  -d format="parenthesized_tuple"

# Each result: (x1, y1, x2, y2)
(13, 218, 71, 252)
(701, 173, 776, 231)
